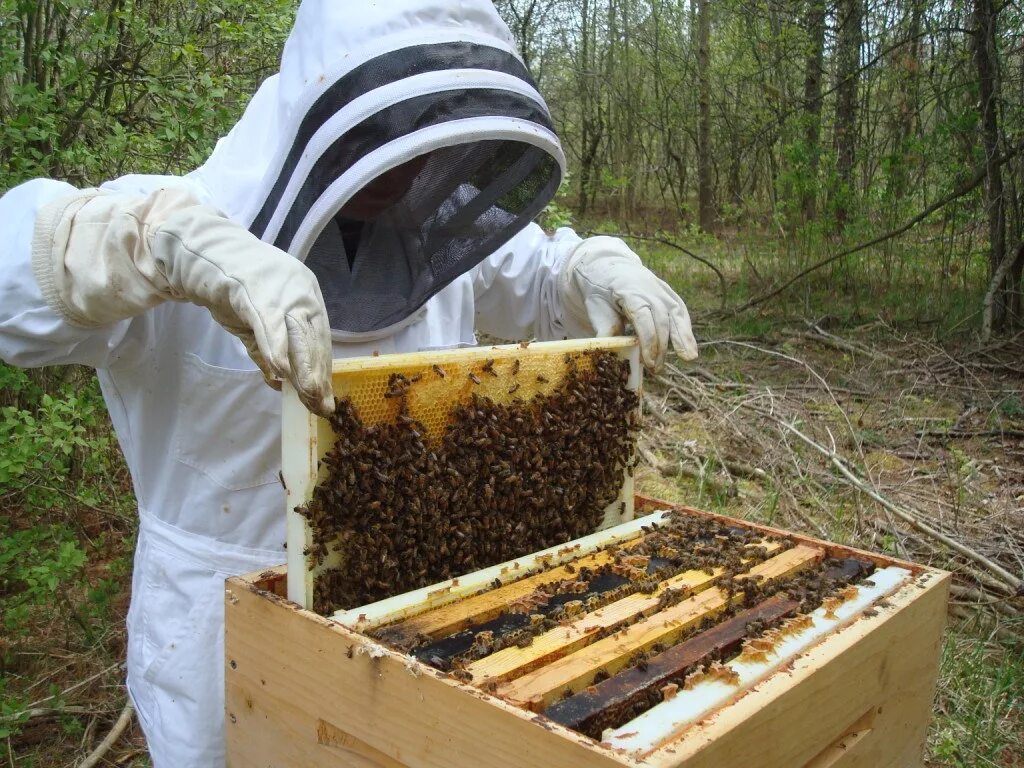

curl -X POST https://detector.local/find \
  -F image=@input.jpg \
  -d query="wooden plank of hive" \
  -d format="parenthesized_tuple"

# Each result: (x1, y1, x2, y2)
(338, 511, 672, 632)
(495, 544, 824, 710)
(376, 538, 648, 645)
(601, 567, 912, 753)
(542, 593, 801, 736)
(639, 568, 950, 768)
(466, 540, 784, 684)
(225, 573, 633, 768)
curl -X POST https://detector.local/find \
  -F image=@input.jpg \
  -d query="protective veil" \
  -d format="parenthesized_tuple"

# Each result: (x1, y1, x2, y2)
(192, 2, 565, 338)
(0, 2, 580, 766)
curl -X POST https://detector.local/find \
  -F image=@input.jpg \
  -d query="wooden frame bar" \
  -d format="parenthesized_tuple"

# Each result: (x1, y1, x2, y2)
(464, 540, 784, 684)
(494, 545, 823, 709)
(543, 593, 801, 736)
(604, 566, 915, 756)
(377, 539, 647, 646)
(337, 510, 669, 631)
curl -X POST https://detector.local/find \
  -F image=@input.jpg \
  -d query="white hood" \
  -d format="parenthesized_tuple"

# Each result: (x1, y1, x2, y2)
(190, 0, 565, 337)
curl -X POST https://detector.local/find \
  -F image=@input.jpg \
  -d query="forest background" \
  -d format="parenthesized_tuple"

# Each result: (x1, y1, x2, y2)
(1, 1, 1021, 765)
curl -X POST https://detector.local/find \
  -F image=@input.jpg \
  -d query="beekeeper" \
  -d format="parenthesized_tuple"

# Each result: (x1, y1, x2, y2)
(0, 1, 697, 765)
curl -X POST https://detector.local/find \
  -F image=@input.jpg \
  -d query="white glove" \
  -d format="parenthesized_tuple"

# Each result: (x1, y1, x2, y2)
(558, 236, 698, 370)
(32, 187, 334, 415)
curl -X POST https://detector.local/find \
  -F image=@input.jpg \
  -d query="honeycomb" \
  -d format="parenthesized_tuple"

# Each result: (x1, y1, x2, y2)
(330, 345, 598, 440)
(299, 339, 641, 613)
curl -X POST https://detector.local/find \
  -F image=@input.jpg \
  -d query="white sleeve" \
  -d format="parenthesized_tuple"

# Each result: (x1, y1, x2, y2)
(0, 178, 155, 369)
(471, 222, 584, 341)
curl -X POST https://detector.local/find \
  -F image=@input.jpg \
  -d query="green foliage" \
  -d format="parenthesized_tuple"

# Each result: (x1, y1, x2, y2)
(0, 0, 295, 190)
(0, 679, 30, 740)
(0, 365, 134, 742)
(0, 526, 86, 635)
(0, 374, 116, 505)
(540, 173, 576, 230)
(0, 367, 119, 626)
(931, 628, 1024, 766)
(0, 2, 296, 753)
(998, 396, 1024, 420)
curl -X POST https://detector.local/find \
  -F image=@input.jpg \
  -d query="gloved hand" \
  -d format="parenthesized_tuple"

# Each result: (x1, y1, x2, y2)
(33, 187, 334, 415)
(558, 236, 698, 370)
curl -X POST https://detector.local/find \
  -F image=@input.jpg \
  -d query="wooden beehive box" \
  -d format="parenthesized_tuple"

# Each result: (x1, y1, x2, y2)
(227, 340, 948, 767)
(227, 505, 948, 768)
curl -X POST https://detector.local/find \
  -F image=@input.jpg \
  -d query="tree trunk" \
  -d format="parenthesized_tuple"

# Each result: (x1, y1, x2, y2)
(696, 0, 714, 232)
(886, 0, 923, 208)
(578, 0, 593, 215)
(833, 0, 862, 229)
(974, 0, 1010, 336)
(801, 0, 826, 222)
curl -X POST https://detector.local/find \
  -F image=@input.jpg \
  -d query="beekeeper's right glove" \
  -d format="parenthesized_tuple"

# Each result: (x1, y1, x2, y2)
(558, 236, 698, 371)
(32, 187, 334, 416)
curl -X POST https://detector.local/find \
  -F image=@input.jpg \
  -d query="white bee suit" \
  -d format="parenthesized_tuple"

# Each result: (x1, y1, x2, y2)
(0, 1, 697, 764)
(0, 2, 580, 765)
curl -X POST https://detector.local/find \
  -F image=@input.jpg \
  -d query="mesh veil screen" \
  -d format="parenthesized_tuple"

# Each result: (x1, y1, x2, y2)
(305, 139, 560, 335)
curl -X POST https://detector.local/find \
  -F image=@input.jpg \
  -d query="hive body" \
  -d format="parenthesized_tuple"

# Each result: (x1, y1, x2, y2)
(260, 341, 948, 766)
(225, 499, 949, 768)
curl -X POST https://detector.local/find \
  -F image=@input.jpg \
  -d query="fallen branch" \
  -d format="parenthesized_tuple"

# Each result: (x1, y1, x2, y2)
(0, 705, 97, 724)
(917, 428, 1024, 440)
(641, 393, 672, 426)
(949, 584, 1023, 616)
(777, 419, 1024, 594)
(77, 700, 134, 768)
(797, 321, 899, 364)
(21, 663, 119, 714)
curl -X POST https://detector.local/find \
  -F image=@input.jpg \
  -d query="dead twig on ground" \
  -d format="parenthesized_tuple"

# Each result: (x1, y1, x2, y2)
(0, 705, 99, 724)
(917, 428, 1024, 440)
(76, 700, 133, 768)
(19, 663, 119, 716)
(644, 331, 1024, 619)
(776, 419, 1023, 594)
(798, 321, 900, 364)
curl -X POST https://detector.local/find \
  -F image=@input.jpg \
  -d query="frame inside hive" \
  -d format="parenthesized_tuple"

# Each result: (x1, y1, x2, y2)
(282, 337, 642, 612)
(331, 503, 940, 759)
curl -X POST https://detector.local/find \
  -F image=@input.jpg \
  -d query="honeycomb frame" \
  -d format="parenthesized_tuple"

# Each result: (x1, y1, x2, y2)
(281, 337, 641, 611)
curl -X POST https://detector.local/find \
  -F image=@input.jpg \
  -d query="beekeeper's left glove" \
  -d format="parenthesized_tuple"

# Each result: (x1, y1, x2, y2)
(32, 187, 335, 415)
(558, 236, 698, 370)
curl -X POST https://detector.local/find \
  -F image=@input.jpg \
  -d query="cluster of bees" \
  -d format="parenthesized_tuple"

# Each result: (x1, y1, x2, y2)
(302, 350, 640, 614)
(385, 511, 873, 705)
(390, 513, 793, 671)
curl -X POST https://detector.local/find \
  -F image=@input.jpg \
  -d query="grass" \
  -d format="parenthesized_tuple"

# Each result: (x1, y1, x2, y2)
(623, 221, 991, 335)
(931, 623, 1024, 767)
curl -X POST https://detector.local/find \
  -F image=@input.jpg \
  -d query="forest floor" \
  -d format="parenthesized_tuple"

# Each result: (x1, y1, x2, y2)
(3, 235, 1023, 767)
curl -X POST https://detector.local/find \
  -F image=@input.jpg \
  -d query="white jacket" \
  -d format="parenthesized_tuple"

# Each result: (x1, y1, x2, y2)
(0, 2, 582, 765)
